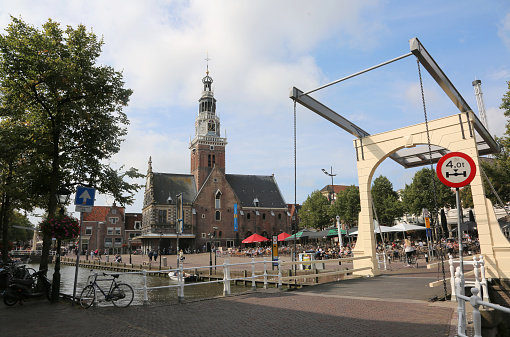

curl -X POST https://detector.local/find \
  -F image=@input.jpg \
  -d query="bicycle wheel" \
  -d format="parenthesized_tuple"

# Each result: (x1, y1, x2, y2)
(79, 285, 96, 309)
(3, 291, 18, 306)
(111, 283, 134, 308)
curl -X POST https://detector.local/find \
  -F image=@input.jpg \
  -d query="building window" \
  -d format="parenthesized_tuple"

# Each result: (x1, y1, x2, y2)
(114, 238, 122, 247)
(247, 213, 251, 220)
(104, 238, 113, 247)
(134, 221, 141, 230)
(110, 217, 118, 224)
(115, 227, 121, 235)
(129, 233, 136, 238)
(215, 191, 221, 209)
(202, 214, 206, 219)
(262, 213, 266, 220)
(208, 154, 211, 167)
(85, 227, 92, 235)
(202, 233, 206, 238)
(215, 211, 221, 221)
(226, 240, 234, 248)
(278, 214, 282, 220)
(158, 210, 167, 223)
(107, 227, 114, 235)
(253, 198, 259, 207)
(212, 155, 215, 165)
(218, 231, 222, 237)
(112, 209, 116, 215)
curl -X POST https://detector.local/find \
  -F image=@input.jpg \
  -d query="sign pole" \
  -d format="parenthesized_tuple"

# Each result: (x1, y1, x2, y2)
(456, 187, 464, 274)
(71, 211, 83, 306)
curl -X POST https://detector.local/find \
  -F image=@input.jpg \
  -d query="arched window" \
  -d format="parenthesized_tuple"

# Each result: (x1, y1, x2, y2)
(208, 154, 211, 167)
(212, 155, 216, 166)
(262, 213, 266, 220)
(215, 210, 221, 221)
(215, 190, 221, 209)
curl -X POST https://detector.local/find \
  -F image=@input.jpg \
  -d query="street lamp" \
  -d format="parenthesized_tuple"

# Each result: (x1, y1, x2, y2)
(208, 233, 213, 275)
(321, 167, 336, 203)
(129, 237, 132, 264)
(51, 187, 71, 303)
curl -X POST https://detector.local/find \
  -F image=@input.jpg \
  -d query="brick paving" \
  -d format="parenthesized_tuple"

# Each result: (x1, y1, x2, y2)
(1, 254, 469, 337)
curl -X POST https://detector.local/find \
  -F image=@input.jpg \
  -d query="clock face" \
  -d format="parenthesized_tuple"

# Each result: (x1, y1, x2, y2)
(208, 120, 216, 132)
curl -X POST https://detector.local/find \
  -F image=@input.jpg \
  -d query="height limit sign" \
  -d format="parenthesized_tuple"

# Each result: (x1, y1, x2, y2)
(436, 152, 476, 188)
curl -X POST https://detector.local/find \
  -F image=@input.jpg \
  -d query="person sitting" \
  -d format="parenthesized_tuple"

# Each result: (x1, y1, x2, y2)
(114, 254, 122, 263)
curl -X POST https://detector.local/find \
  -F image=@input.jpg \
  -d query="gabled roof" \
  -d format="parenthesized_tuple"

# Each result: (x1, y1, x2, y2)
(152, 173, 197, 205)
(225, 174, 287, 208)
(320, 185, 353, 194)
(83, 205, 125, 221)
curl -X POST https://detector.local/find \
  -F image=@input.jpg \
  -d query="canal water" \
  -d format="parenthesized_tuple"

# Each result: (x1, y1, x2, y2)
(28, 263, 249, 306)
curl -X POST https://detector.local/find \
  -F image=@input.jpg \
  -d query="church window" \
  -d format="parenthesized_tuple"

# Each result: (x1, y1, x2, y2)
(208, 154, 211, 167)
(210, 145, 214, 150)
(246, 213, 251, 220)
(215, 211, 221, 221)
(262, 213, 266, 220)
(215, 191, 221, 209)
(278, 214, 282, 220)
(212, 155, 215, 165)
(253, 198, 259, 207)
(219, 231, 222, 238)
(202, 214, 205, 219)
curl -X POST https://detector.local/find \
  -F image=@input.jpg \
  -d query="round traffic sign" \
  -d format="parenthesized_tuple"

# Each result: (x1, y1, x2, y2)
(436, 152, 476, 188)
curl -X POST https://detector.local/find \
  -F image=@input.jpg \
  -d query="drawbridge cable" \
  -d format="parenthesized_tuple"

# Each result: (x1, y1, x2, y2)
(417, 59, 448, 299)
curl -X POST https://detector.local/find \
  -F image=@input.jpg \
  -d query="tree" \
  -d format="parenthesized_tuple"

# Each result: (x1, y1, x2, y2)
(371, 175, 403, 226)
(459, 185, 474, 209)
(300, 190, 330, 230)
(401, 167, 455, 217)
(480, 81, 510, 205)
(0, 17, 142, 271)
(329, 185, 360, 228)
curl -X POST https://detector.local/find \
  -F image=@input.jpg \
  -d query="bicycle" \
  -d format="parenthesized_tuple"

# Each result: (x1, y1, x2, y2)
(404, 251, 418, 268)
(79, 272, 134, 308)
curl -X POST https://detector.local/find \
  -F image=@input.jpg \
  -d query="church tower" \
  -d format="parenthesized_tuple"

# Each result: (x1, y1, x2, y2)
(190, 64, 227, 190)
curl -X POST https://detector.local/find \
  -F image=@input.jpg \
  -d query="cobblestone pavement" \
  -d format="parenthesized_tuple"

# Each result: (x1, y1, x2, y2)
(1, 289, 455, 337)
(2, 254, 479, 336)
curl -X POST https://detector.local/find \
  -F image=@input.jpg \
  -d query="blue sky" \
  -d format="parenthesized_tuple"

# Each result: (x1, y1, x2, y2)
(1, 1, 509, 223)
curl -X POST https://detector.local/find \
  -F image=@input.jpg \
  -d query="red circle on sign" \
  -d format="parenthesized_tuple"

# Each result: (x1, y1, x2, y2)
(436, 152, 476, 188)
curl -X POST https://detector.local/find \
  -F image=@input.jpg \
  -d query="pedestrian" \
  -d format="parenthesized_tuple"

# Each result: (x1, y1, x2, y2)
(153, 250, 158, 262)
(148, 250, 153, 262)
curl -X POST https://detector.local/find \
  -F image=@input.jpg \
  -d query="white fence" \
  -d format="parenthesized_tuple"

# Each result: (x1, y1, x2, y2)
(82, 255, 373, 305)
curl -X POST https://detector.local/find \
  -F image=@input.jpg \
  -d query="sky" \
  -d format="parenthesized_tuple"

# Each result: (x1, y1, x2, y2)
(1, 1, 510, 224)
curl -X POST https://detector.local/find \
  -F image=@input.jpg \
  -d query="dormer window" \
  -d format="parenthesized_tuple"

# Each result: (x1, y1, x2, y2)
(253, 198, 259, 207)
(167, 195, 172, 204)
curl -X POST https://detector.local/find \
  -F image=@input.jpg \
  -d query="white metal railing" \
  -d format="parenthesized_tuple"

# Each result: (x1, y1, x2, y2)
(455, 267, 510, 337)
(448, 255, 489, 302)
(87, 255, 373, 305)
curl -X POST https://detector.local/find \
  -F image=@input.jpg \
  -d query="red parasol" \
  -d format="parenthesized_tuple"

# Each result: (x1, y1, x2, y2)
(242, 233, 270, 243)
(277, 232, 291, 241)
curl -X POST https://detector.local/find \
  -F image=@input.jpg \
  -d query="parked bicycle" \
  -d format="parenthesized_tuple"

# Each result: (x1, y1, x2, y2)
(79, 272, 134, 308)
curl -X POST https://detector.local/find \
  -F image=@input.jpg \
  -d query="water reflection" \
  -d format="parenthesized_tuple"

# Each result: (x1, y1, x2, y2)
(29, 263, 249, 306)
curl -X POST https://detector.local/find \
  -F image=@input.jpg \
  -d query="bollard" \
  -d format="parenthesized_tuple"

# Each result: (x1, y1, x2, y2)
(469, 288, 482, 337)
(163, 257, 167, 267)
(449, 254, 456, 301)
(455, 268, 466, 336)
(479, 255, 489, 302)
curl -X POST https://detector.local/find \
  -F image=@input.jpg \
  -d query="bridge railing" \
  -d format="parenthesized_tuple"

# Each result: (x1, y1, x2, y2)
(79, 255, 373, 305)
(455, 267, 510, 337)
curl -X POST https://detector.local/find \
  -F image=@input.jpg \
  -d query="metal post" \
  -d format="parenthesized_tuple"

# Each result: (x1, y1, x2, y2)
(456, 188, 464, 275)
(479, 256, 489, 302)
(449, 254, 456, 301)
(72, 211, 83, 306)
(129, 238, 132, 264)
(209, 233, 212, 275)
(263, 257, 268, 289)
(277, 257, 282, 288)
(251, 257, 256, 290)
(143, 269, 149, 305)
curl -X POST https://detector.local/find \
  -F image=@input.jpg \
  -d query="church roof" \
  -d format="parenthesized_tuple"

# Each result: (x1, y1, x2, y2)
(152, 173, 197, 205)
(225, 174, 287, 208)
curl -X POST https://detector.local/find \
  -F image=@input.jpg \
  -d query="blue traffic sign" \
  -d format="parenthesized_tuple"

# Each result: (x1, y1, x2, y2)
(75, 186, 96, 206)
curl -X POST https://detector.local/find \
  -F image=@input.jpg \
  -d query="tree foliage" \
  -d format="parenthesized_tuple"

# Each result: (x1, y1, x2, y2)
(459, 185, 474, 209)
(371, 175, 403, 225)
(479, 81, 510, 205)
(0, 17, 142, 268)
(401, 168, 455, 216)
(300, 190, 331, 230)
(329, 185, 360, 228)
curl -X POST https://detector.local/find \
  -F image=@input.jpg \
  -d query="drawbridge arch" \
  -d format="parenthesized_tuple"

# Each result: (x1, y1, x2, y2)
(290, 37, 510, 279)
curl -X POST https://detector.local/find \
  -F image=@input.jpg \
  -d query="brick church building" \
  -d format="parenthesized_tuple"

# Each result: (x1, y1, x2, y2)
(139, 67, 290, 253)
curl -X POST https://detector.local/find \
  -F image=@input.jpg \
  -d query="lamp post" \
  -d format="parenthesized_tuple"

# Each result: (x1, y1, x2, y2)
(51, 187, 71, 303)
(159, 231, 163, 270)
(129, 237, 132, 264)
(208, 233, 213, 275)
(321, 167, 336, 203)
